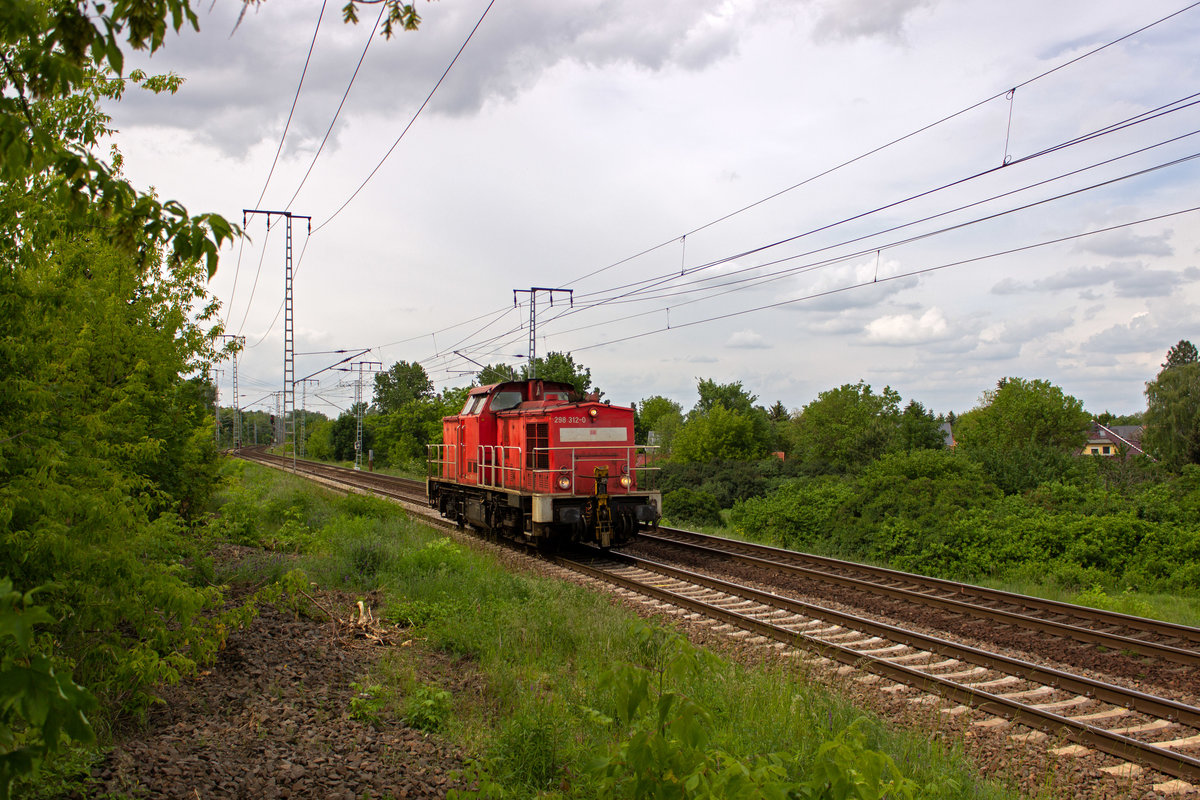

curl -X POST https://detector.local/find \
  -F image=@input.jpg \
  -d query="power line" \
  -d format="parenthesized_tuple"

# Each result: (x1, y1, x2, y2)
(257, 0, 328, 208)
(360, 1, 1200, 379)
(236, 218, 275, 335)
(568, 205, 1200, 353)
(555, 140, 1200, 319)
(312, 0, 499, 233)
(559, 0, 1200, 289)
(283, 2, 387, 211)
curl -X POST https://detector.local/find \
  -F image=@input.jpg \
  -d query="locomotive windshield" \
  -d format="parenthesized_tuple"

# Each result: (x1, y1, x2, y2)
(490, 390, 522, 411)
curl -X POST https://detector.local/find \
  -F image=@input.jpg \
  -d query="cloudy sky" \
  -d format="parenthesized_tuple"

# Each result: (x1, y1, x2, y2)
(106, 0, 1200, 418)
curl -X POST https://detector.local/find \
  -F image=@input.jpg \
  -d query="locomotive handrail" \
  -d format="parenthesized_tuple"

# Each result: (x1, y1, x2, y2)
(477, 445, 522, 489)
(428, 441, 660, 492)
(426, 443, 453, 479)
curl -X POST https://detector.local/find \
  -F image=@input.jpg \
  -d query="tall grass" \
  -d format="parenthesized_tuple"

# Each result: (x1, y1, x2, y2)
(224, 463, 1031, 799)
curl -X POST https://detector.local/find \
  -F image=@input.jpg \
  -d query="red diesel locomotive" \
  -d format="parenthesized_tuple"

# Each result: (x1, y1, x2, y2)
(427, 379, 660, 547)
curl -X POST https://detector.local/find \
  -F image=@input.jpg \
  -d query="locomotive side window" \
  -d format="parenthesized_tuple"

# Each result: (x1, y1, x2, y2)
(526, 423, 549, 470)
(461, 395, 485, 415)
(490, 390, 522, 411)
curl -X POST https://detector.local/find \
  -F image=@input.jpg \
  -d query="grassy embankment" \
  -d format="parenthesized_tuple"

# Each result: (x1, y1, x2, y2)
(214, 460, 1045, 800)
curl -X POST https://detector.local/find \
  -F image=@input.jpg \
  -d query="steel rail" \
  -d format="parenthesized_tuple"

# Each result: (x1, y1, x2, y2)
(559, 551, 1200, 783)
(637, 531, 1200, 667)
(645, 528, 1200, 648)
(239, 450, 426, 499)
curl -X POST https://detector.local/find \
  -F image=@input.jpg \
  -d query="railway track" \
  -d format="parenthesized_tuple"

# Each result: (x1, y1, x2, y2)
(235, 449, 1200, 790)
(238, 448, 427, 505)
(630, 528, 1200, 670)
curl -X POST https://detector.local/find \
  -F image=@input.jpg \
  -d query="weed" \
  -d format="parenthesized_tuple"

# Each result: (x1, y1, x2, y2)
(349, 682, 392, 729)
(403, 684, 452, 732)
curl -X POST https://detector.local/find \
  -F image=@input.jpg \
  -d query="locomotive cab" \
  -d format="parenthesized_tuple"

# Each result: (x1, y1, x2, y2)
(428, 379, 660, 547)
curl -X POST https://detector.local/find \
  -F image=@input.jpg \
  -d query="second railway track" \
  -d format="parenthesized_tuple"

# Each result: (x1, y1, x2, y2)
(629, 528, 1200, 672)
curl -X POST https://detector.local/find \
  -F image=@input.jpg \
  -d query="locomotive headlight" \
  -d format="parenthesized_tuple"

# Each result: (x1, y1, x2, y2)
(619, 475, 632, 489)
(557, 474, 572, 490)
(588, 407, 599, 419)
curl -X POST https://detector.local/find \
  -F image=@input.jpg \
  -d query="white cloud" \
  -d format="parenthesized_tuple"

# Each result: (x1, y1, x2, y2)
(1075, 229, 1174, 258)
(810, 0, 934, 42)
(102, 0, 1200, 422)
(726, 329, 771, 348)
(991, 263, 1199, 299)
(864, 307, 949, 345)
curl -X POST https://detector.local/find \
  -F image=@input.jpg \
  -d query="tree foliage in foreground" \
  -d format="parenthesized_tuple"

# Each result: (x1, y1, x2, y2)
(0, 0, 427, 791)
(0, 1, 236, 275)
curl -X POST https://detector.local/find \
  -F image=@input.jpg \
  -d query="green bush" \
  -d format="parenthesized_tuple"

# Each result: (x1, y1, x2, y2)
(729, 478, 855, 550)
(662, 488, 723, 528)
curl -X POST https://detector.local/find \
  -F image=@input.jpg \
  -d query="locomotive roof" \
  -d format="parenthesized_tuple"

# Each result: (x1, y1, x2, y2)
(468, 379, 578, 396)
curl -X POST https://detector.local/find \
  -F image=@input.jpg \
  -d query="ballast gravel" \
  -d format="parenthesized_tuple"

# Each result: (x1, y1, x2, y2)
(86, 582, 468, 799)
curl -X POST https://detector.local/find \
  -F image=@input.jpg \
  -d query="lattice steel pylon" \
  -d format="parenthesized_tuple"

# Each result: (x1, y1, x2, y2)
(298, 378, 319, 457)
(244, 209, 311, 470)
(513, 287, 572, 378)
(210, 367, 223, 446)
(218, 335, 246, 448)
(336, 361, 381, 471)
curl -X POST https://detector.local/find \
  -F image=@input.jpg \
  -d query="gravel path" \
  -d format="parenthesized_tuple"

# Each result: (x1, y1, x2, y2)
(88, 592, 466, 799)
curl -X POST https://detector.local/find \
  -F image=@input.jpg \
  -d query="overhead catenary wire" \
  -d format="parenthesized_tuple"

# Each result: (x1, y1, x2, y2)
(232, 1, 496, 354)
(567, 205, 1200, 353)
(549, 92, 1200, 317)
(224, 0, 328, 325)
(418, 135, 1200, 376)
(559, 0, 1200, 290)
(229, 1, 1200, 396)
(236, 218, 275, 336)
(312, 0, 499, 234)
(282, 2, 387, 211)
(545, 139, 1200, 324)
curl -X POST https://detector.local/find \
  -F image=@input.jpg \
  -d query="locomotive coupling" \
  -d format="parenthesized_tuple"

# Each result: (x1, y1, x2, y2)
(593, 465, 613, 548)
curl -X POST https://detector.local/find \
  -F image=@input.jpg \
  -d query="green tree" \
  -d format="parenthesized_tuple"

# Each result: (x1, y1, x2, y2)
(331, 405, 373, 462)
(524, 351, 596, 396)
(953, 378, 1091, 493)
(373, 360, 433, 413)
(635, 395, 683, 446)
(895, 400, 945, 452)
(1162, 339, 1199, 370)
(0, 9, 428, 789)
(1143, 362, 1200, 470)
(693, 378, 757, 416)
(475, 362, 521, 384)
(673, 404, 768, 463)
(791, 382, 902, 471)
(1095, 411, 1143, 426)
(954, 378, 1090, 453)
(0, 4, 236, 278)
